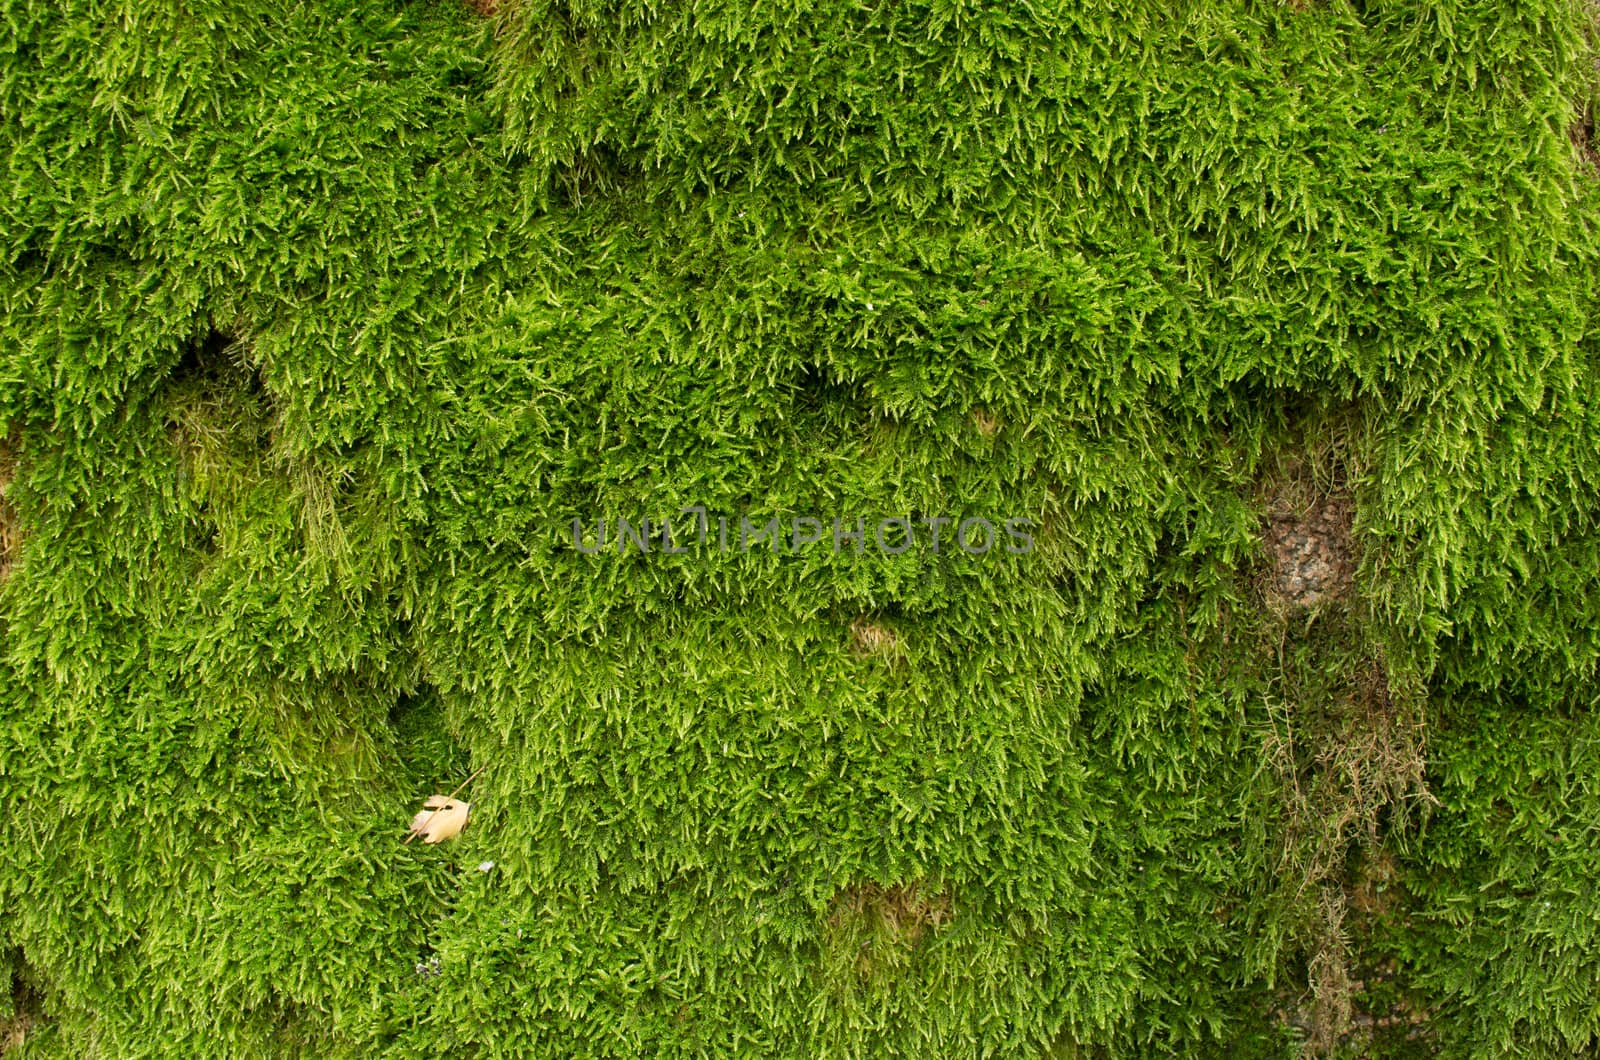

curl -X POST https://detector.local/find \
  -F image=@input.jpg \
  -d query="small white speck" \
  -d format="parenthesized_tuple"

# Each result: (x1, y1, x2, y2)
(477, 860, 495, 872)
(867, 302, 875, 310)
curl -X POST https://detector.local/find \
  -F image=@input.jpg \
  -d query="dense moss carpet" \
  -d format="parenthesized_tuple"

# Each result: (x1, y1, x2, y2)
(3, 1, 1600, 1055)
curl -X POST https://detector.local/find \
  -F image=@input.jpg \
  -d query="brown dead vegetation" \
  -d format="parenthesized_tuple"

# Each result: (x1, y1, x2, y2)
(1253, 405, 1433, 1054)
(1279, 944, 1434, 1055)
(849, 617, 901, 658)
(1306, 890, 1352, 1057)
(1266, 655, 1431, 894)
(1261, 645, 1432, 1054)
(824, 882, 952, 979)
(0, 1009, 33, 1055)
(971, 407, 1000, 437)
(1, 971, 42, 1056)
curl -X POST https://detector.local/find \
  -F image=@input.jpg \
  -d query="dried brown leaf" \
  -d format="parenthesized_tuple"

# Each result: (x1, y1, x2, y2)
(408, 796, 471, 843)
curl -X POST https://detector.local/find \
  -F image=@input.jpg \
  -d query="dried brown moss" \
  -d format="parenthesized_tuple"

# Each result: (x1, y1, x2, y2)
(848, 617, 902, 658)
(824, 882, 953, 980)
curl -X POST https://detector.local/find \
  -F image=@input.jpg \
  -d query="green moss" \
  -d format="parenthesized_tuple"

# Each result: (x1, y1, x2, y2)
(2, 0, 1599, 1055)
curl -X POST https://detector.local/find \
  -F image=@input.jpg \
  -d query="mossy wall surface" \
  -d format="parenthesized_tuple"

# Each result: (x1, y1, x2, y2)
(2, 1, 1599, 1056)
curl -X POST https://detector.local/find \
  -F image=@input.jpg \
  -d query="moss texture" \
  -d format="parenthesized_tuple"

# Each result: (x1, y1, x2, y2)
(2, 0, 1600, 1055)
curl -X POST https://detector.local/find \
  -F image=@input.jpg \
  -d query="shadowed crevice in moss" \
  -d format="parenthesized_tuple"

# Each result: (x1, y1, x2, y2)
(164, 328, 272, 467)
(0, 431, 16, 582)
(388, 681, 475, 793)
(0, 950, 47, 1056)
(1576, 1, 1600, 172)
